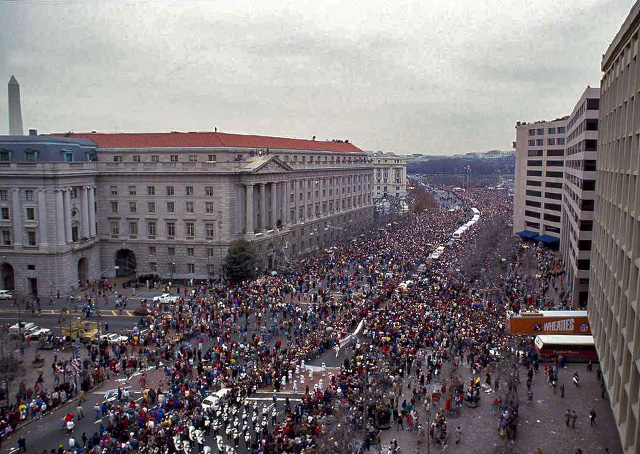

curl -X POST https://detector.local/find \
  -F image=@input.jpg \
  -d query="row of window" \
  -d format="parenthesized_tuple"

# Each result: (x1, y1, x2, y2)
(111, 185, 216, 197)
(527, 149, 565, 157)
(528, 126, 566, 136)
(110, 221, 217, 239)
(109, 200, 217, 215)
(0, 149, 96, 163)
(0, 206, 37, 221)
(0, 228, 37, 246)
(528, 138, 566, 146)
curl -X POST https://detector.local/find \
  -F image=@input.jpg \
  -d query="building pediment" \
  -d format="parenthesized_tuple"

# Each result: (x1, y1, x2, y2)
(243, 156, 293, 174)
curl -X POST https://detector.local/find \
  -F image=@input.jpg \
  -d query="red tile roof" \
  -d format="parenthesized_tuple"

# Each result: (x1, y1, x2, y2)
(54, 132, 363, 153)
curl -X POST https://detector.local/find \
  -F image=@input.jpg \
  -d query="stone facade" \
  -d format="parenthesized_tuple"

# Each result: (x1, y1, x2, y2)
(369, 152, 407, 199)
(1, 132, 374, 296)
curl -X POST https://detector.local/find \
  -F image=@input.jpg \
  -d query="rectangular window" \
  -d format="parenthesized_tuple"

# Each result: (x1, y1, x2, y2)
(170, 155, 178, 162)
(166, 186, 174, 196)
(207, 155, 216, 162)
(168, 246, 175, 256)
(186, 222, 195, 237)
(525, 210, 541, 219)
(577, 259, 591, 270)
(205, 202, 214, 214)
(166, 222, 176, 238)
(557, 138, 565, 145)
(110, 221, 119, 238)
(536, 128, 544, 135)
(0, 151, 10, 161)
(110, 201, 118, 213)
(0, 190, 7, 201)
(548, 138, 555, 145)
(185, 186, 194, 196)
(526, 180, 542, 187)
(578, 240, 592, 251)
(525, 200, 541, 208)
(187, 247, 194, 257)
(186, 201, 194, 213)
(1, 207, 9, 219)
(527, 150, 543, 157)
(187, 263, 195, 274)
(147, 221, 157, 238)
(110, 186, 118, 196)
(547, 149, 564, 157)
(151, 155, 159, 163)
(147, 202, 156, 213)
(25, 150, 38, 162)
(25, 207, 35, 220)
(129, 221, 138, 237)
(129, 186, 137, 196)
(149, 246, 156, 256)
(205, 186, 214, 197)
(548, 127, 556, 134)
(27, 231, 36, 246)
(133, 155, 141, 162)
(544, 192, 562, 200)
(528, 140, 535, 146)
(205, 223, 214, 239)
(527, 160, 543, 167)
(543, 213, 561, 223)
(27, 264, 35, 271)
(545, 181, 563, 189)
(129, 201, 137, 213)
(546, 171, 564, 178)
(188, 154, 197, 162)
(536, 139, 544, 146)
(526, 170, 543, 177)
(113, 155, 122, 162)
(1, 229, 11, 245)
(525, 190, 541, 197)
(147, 186, 155, 196)
(529, 129, 535, 136)
(547, 160, 564, 167)
(166, 201, 174, 213)
(149, 262, 157, 272)
(558, 126, 566, 134)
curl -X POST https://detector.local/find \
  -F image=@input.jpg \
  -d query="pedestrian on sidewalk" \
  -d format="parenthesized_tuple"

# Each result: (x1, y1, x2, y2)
(589, 409, 597, 426)
(455, 426, 462, 445)
(571, 410, 577, 428)
(76, 403, 84, 420)
(94, 403, 100, 420)
(560, 383, 565, 398)
(565, 409, 571, 427)
(17, 435, 26, 453)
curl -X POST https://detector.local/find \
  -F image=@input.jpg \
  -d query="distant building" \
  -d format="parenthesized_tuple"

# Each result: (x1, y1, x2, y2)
(368, 151, 407, 199)
(589, 2, 640, 451)
(513, 117, 568, 243)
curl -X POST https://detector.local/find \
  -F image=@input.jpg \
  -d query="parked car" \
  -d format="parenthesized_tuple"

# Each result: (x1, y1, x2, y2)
(152, 293, 180, 304)
(100, 333, 129, 344)
(29, 327, 52, 339)
(0, 290, 14, 300)
(133, 307, 153, 316)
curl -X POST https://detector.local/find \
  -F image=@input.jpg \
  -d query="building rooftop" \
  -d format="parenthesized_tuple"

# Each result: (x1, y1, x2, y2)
(54, 131, 364, 153)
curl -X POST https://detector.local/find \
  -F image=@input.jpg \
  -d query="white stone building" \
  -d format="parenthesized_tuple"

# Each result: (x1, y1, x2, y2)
(0, 131, 374, 297)
(369, 152, 407, 200)
(513, 117, 567, 241)
(560, 87, 599, 308)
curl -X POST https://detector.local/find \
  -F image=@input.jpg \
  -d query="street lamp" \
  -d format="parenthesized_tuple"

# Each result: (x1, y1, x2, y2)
(95, 265, 120, 281)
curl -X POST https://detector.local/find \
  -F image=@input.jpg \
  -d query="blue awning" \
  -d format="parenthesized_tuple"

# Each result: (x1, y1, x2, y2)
(534, 234, 560, 244)
(516, 230, 538, 239)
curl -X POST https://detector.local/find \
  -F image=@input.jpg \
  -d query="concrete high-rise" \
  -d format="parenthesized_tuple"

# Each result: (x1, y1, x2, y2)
(588, 2, 640, 452)
(8, 76, 23, 136)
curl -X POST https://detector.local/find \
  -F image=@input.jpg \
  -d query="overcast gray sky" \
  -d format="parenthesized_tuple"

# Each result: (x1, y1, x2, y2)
(0, 0, 634, 154)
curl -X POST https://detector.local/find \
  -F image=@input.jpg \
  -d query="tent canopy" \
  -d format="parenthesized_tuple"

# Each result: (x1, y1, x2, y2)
(534, 234, 560, 244)
(516, 230, 538, 239)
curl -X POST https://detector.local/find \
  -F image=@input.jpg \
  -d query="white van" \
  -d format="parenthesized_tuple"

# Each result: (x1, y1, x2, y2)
(9, 322, 36, 336)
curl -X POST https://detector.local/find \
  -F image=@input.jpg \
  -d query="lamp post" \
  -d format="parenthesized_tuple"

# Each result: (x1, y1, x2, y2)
(207, 240, 213, 283)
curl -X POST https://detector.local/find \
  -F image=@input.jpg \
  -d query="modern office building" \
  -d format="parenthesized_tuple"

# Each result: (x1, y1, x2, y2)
(369, 151, 407, 199)
(0, 131, 374, 297)
(561, 87, 600, 308)
(588, 2, 640, 452)
(513, 117, 567, 243)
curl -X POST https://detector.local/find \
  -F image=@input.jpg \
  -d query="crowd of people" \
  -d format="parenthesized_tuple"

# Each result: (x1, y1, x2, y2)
(1, 185, 582, 454)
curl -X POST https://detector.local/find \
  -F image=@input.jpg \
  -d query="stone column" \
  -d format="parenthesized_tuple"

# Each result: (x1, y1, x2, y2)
(63, 188, 72, 243)
(245, 184, 254, 234)
(11, 189, 22, 246)
(88, 186, 96, 236)
(280, 181, 288, 226)
(259, 183, 267, 231)
(38, 190, 48, 246)
(302, 179, 307, 222)
(81, 186, 90, 239)
(55, 189, 65, 245)
(270, 182, 277, 228)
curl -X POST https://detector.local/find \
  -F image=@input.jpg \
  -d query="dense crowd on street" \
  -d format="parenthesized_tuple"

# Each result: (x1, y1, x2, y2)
(0, 186, 583, 454)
